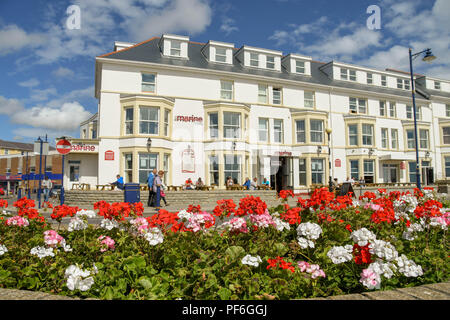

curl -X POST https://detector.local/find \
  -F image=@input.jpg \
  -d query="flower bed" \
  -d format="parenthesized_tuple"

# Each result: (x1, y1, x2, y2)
(0, 188, 448, 300)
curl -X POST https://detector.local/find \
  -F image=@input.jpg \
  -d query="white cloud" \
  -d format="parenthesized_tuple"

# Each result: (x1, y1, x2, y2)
(220, 17, 238, 36)
(18, 78, 40, 88)
(0, 24, 46, 55)
(29, 88, 58, 102)
(2, 0, 213, 64)
(0, 96, 24, 116)
(52, 67, 75, 78)
(11, 101, 92, 131)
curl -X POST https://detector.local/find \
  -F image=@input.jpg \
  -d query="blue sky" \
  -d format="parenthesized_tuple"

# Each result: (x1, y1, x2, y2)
(0, 0, 449, 145)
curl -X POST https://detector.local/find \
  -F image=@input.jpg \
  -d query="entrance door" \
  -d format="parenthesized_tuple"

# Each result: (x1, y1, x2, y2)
(421, 161, 434, 185)
(270, 156, 293, 192)
(382, 164, 398, 183)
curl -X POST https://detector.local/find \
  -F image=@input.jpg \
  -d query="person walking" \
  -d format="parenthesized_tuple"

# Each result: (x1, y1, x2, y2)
(160, 174, 169, 206)
(42, 176, 53, 202)
(153, 170, 164, 210)
(147, 168, 157, 207)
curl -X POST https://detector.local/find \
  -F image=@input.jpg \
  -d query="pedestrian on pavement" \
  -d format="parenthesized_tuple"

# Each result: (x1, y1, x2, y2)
(160, 173, 169, 206)
(42, 176, 53, 202)
(147, 168, 157, 207)
(153, 170, 164, 210)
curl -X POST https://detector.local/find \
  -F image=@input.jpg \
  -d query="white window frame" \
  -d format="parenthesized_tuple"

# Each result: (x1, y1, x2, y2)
(419, 129, 429, 149)
(164, 109, 170, 136)
(310, 119, 323, 143)
(250, 53, 259, 67)
(258, 84, 268, 104)
(381, 128, 388, 149)
(215, 47, 227, 63)
(443, 127, 450, 145)
(381, 75, 387, 87)
(406, 130, 415, 149)
(362, 124, 373, 146)
(170, 40, 181, 56)
(389, 102, 396, 118)
(340, 68, 348, 80)
(304, 91, 315, 108)
(367, 73, 373, 84)
(141, 73, 156, 93)
(125, 107, 134, 135)
(349, 70, 357, 81)
(266, 56, 275, 69)
(435, 81, 441, 90)
(220, 80, 233, 100)
(379, 101, 386, 116)
(348, 124, 358, 146)
(296, 120, 306, 143)
(223, 112, 241, 139)
(296, 60, 305, 74)
(258, 118, 269, 142)
(208, 112, 219, 139)
(273, 119, 284, 143)
(391, 129, 398, 150)
(272, 88, 282, 105)
(139, 106, 159, 135)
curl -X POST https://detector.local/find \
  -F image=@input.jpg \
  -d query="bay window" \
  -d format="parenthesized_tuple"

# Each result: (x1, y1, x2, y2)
(310, 119, 323, 143)
(224, 155, 241, 183)
(311, 159, 324, 185)
(209, 113, 219, 139)
(362, 124, 373, 146)
(223, 112, 241, 138)
(125, 107, 134, 135)
(348, 124, 358, 146)
(139, 106, 159, 135)
(296, 120, 305, 143)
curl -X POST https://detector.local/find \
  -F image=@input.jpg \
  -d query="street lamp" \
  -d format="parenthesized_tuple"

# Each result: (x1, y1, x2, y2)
(146, 137, 152, 152)
(408, 47, 436, 190)
(368, 148, 375, 158)
(326, 128, 332, 190)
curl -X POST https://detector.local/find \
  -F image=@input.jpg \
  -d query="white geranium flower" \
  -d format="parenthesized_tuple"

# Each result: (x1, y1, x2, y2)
(241, 254, 262, 267)
(272, 217, 290, 232)
(327, 245, 353, 264)
(368, 260, 397, 279)
(68, 217, 88, 232)
(0, 244, 8, 256)
(100, 218, 119, 230)
(297, 236, 314, 249)
(350, 228, 377, 246)
(143, 227, 164, 246)
(369, 240, 398, 261)
(76, 209, 97, 219)
(297, 222, 322, 240)
(395, 255, 423, 278)
(30, 246, 55, 259)
(177, 210, 191, 221)
(65, 264, 95, 291)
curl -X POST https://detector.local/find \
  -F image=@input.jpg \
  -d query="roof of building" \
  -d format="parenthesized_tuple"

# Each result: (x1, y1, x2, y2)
(97, 37, 450, 101)
(0, 139, 56, 152)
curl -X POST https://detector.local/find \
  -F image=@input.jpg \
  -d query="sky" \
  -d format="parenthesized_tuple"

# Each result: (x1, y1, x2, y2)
(0, 0, 449, 145)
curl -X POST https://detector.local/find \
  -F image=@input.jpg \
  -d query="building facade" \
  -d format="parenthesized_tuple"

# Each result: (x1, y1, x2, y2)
(3, 34, 450, 192)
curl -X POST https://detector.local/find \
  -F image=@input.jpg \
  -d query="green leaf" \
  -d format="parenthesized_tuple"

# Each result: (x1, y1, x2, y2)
(218, 287, 231, 300)
(138, 277, 153, 290)
(224, 246, 245, 261)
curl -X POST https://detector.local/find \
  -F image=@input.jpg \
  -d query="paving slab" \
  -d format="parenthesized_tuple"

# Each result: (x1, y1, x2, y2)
(328, 293, 370, 300)
(423, 282, 450, 295)
(395, 286, 450, 300)
(362, 289, 418, 300)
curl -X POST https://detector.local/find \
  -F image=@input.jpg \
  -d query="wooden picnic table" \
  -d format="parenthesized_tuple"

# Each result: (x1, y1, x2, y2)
(168, 185, 182, 191)
(140, 185, 149, 191)
(96, 184, 116, 191)
(257, 185, 271, 190)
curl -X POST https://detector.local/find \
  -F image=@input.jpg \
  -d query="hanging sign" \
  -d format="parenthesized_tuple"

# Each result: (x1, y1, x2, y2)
(181, 146, 195, 173)
(56, 139, 71, 155)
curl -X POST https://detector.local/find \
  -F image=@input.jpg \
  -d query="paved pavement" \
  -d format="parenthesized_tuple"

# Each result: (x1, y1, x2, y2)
(0, 282, 448, 300)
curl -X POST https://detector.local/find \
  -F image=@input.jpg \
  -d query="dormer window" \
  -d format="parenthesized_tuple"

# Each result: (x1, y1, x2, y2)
(296, 61, 305, 74)
(381, 75, 387, 86)
(341, 68, 356, 81)
(159, 34, 189, 58)
(215, 47, 227, 63)
(340, 68, 348, 80)
(435, 81, 441, 90)
(266, 56, 275, 69)
(367, 73, 373, 84)
(250, 53, 259, 67)
(170, 40, 181, 56)
(397, 78, 410, 90)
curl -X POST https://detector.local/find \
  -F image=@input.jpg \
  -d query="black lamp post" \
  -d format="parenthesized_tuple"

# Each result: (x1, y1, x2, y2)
(147, 137, 152, 152)
(408, 48, 436, 190)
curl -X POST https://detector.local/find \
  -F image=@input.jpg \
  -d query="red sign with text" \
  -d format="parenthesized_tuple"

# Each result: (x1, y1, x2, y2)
(105, 150, 114, 161)
(335, 159, 341, 168)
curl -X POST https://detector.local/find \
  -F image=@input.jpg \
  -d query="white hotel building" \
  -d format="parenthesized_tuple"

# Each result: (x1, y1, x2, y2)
(71, 34, 450, 191)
